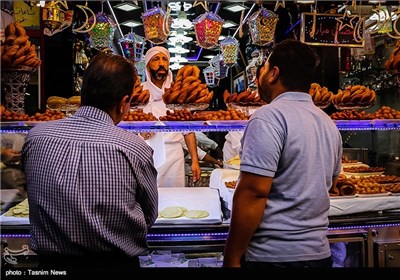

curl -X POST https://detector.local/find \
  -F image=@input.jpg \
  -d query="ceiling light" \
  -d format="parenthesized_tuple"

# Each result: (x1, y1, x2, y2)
(168, 47, 190, 54)
(218, 35, 226, 41)
(170, 55, 188, 63)
(114, 2, 140, 12)
(223, 21, 237, 28)
(369, 1, 386, 3)
(224, 4, 247, 13)
(169, 63, 183, 70)
(296, 1, 315, 3)
(168, 35, 193, 44)
(171, 18, 192, 29)
(168, 2, 192, 12)
(120, 20, 142, 28)
(170, 30, 188, 36)
(203, 55, 215, 59)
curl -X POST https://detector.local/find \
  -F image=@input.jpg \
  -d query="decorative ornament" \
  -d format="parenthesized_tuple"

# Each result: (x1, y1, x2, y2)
(141, 6, 172, 45)
(42, 1, 66, 32)
(88, 12, 116, 50)
(247, 7, 279, 46)
(369, 5, 389, 35)
(193, 1, 209, 12)
(203, 66, 219, 88)
(309, 8, 317, 38)
(72, 4, 97, 33)
(274, 1, 285, 12)
(135, 60, 146, 77)
(210, 54, 229, 79)
(353, 16, 365, 44)
(239, 8, 244, 38)
(220, 36, 239, 67)
(118, 33, 145, 62)
(193, 11, 223, 49)
(384, 6, 400, 39)
(336, 10, 358, 32)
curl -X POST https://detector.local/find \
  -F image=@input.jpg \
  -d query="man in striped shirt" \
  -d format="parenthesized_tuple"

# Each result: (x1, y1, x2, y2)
(22, 53, 158, 271)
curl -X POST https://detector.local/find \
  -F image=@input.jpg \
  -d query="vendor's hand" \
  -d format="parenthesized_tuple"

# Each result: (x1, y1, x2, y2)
(215, 159, 223, 168)
(1, 148, 21, 164)
(139, 132, 155, 140)
(191, 161, 201, 182)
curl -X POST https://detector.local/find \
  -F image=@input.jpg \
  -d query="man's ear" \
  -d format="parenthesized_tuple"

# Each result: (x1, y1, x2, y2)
(269, 66, 280, 84)
(119, 95, 130, 113)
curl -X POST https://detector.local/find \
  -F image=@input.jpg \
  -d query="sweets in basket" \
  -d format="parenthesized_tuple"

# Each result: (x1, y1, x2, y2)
(1, 22, 41, 69)
(332, 85, 376, 110)
(309, 83, 333, 109)
(131, 78, 150, 108)
(223, 89, 266, 107)
(162, 65, 213, 110)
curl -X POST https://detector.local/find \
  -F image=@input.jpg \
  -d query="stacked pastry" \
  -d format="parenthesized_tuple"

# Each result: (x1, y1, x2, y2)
(131, 78, 150, 105)
(329, 174, 356, 197)
(162, 65, 213, 104)
(222, 89, 265, 106)
(1, 22, 41, 68)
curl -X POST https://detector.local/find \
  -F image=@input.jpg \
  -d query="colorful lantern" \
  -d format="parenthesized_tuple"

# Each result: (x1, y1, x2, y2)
(193, 12, 223, 49)
(88, 12, 116, 50)
(210, 54, 228, 79)
(42, 3, 65, 31)
(220, 36, 239, 67)
(203, 66, 219, 88)
(119, 33, 145, 62)
(141, 7, 172, 45)
(247, 7, 279, 46)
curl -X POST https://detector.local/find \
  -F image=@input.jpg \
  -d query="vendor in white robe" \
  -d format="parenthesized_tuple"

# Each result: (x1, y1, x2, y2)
(141, 46, 201, 187)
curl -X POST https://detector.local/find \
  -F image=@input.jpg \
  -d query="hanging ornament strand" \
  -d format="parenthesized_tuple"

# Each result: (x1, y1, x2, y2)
(274, 1, 285, 12)
(310, 1, 317, 38)
(239, 0, 245, 38)
(193, 1, 208, 12)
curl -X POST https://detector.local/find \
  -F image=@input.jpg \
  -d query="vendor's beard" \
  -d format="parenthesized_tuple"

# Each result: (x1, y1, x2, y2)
(150, 67, 168, 82)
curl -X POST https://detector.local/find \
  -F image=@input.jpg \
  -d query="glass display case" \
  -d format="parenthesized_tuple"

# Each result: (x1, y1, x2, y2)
(1, 117, 399, 268)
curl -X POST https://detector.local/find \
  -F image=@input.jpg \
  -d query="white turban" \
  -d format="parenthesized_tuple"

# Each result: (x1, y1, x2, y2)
(142, 46, 173, 102)
(144, 46, 170, 66)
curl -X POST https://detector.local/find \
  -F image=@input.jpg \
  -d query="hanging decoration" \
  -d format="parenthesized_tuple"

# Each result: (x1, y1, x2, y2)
(193, 12, 224, 49)
(72, 4, 97, 34)
(247, 7, 279, 46)
(369, 4, 390, 35)
(384, 6, 400, 39)
(118, 33, 145, 62)
(141, 6, 172, 45)
(88, 12, 116, 50)
(203, 65, 219, 88)
(336, 10, 358, 32)
(274, 1, 285, 12)
(210, 54, 229, 80)
(42, 1, 66, 32)
(220, 36, 239, 67)
(192, 1, 209, 12)
(41, 1, 74, 36)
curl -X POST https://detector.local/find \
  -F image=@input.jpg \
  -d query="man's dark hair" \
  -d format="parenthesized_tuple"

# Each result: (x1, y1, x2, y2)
(268, 39, 319, 92)
(81, 52, 136, 110)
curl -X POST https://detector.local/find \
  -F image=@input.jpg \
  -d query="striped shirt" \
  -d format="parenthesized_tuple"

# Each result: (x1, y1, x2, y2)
(22, 106, 158, 257)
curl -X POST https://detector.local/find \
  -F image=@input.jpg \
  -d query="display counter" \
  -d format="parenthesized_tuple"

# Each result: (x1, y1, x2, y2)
(1, 119, 399, 267)
(1, 192, 399, 268)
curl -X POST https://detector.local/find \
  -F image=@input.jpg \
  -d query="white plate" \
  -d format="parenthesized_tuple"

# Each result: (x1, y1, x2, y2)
(343, 172, 384, 177)
(341, 162, 368, 167)
(330, 195, 357, 199)
(25, 121, 46, 126)
(356, 192, 391, 198)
